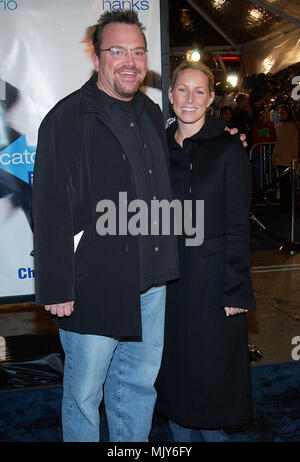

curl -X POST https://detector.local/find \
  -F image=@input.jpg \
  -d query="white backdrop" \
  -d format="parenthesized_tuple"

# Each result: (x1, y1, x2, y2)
(0, 0, 162, 303)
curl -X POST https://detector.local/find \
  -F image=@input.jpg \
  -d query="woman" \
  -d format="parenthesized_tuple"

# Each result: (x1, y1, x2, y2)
(251, 109, 276, 189)
(272, 104, 299, 210)
(252, 109, 276, 146)
(155, 60, 257, 442)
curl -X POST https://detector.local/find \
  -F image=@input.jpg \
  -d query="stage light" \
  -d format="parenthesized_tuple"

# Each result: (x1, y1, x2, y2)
(250, 8, 262, 20)
(212, 0, 226, 9)
(262, 56, 275, 73)
(227, 74, 238, 88)
(186, 49, 201, 62)
(191, 50, 201, 62)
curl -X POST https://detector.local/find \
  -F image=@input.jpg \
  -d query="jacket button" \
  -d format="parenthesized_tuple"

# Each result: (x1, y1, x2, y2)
(124, 244, 130, 252)
(122, 153, 127, 160)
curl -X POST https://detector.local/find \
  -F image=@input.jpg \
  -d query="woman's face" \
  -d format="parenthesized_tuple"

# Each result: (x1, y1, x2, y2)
(260, 111, 269, 124)
(278, 108, 288, 122)
(169, 69, 215, 130)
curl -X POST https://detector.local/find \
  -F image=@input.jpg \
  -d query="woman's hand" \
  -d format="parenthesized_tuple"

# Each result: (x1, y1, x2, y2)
(224, 307, 248, 317)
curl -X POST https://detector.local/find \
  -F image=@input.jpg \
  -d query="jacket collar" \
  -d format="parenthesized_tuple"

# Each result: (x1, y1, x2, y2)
(167, 115, 227, 149)
(77, 73, 166, 155)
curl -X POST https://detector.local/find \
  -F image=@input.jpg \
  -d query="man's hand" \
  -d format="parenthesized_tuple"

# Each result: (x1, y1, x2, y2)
(45, 301, 74, 317)
(224, 307, 248, 317)
(224, 126, 247, 148)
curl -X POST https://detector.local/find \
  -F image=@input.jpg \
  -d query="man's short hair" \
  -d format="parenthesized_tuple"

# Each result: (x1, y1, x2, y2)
(93, 10, 147, 57)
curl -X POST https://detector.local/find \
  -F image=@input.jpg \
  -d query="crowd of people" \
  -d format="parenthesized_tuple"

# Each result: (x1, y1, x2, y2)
(213, 89, 299, 209)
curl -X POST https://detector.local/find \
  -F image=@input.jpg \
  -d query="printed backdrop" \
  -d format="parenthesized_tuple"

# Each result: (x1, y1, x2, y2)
(0, 0, 162, 303)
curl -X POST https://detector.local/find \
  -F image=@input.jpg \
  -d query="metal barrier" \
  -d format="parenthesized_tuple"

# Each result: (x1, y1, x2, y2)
(281, 159, 299, 255)
(250, 158, 300, 255)
(249, 141, 277, 190)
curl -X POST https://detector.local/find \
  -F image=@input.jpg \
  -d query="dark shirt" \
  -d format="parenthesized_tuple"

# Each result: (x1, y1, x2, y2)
(100, 88, 175, 291)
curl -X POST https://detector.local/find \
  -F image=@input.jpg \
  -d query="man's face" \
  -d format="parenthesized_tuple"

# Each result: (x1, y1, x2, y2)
(221, 108, 232, 123)
(239, 96, 248, 110)
(93, 23, 147, 101)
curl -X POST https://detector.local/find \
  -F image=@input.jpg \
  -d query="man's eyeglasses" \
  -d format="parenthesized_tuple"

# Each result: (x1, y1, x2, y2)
(97, 46, 148, 59)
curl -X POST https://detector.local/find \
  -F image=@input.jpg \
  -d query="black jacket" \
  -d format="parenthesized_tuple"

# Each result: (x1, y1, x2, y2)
(32, 75, 179, 337)
(155, 116, 256, 429)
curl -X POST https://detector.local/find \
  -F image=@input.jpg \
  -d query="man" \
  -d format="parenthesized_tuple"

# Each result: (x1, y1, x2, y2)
(32, 10, 179, 442)
(219, 106, 233, 127)
(231, 93, 254, 149)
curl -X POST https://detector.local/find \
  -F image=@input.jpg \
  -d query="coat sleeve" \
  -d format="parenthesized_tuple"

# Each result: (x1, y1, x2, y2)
(222, 136, 256, 311)
(32, 111, 78, 305)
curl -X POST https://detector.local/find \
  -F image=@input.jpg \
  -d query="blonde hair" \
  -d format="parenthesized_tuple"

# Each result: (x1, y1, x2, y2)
(170, 60, 214, 94)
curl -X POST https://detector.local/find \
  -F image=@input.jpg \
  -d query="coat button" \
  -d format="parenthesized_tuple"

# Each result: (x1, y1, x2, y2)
(122, 153, 127, 160)
(124, 244, 130, 252)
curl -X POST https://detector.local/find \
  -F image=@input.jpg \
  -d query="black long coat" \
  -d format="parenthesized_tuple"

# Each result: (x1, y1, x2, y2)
(155, 117, 257, 429)
(32, 75, 179, 337)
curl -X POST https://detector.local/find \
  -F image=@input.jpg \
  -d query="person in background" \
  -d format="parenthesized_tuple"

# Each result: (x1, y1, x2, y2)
(231, 93, 254, 150)
(251, 110, 276, 190)
(252, 110, 276, 146)
(213, 89, 236, 119)
(249, 91, 272, 125)
(272, 104, 299, 211)
(155, 60, 256, 443)
(219, 105, 233, 127)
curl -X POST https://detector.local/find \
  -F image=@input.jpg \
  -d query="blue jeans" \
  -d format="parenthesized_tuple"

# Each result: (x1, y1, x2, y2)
(169, 420, 229, 442)
(59, 284, 166, 442)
